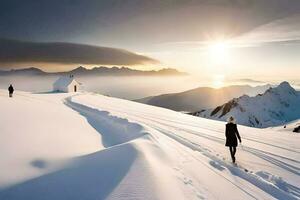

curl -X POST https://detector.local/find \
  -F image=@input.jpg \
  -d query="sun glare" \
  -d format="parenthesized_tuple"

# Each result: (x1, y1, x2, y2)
(212, 75, 225, 88)
(208, 40, 230, 64)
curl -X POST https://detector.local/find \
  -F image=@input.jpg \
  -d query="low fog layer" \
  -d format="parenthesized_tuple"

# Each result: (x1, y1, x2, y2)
(1, 75, 296, 100)
(0, 75, 203, 99)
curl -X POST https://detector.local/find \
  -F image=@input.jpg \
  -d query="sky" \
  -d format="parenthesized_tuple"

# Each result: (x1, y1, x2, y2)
(1, 0, 300, 84)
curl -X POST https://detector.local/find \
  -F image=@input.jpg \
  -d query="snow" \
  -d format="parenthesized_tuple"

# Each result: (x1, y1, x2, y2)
(0, 90, 101, 188)
(270, 119, 300, 133)
(198, 82, 300, 128)
(0, 90, 299, 200)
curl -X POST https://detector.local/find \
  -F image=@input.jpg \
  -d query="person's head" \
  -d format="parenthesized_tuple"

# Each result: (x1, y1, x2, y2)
(227, 116, 235, 124)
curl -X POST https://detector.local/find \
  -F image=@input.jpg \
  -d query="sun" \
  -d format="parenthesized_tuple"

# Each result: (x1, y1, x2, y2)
(209, 42, 227, 55)
(207, 40, 230, 64)
(212, 74, 225, 88)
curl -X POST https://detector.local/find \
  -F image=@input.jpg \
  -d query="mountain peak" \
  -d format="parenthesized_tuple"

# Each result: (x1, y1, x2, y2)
(277, 81, 293, 90)
(267, 81, 296, 96)
(71, 66, 87, 72)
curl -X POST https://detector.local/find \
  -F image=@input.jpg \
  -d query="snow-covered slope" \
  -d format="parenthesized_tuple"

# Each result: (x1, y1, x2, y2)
(270, 119, 300, 133)
(0, 90, 299, 200)
(0, 90, 101, 189)
(195, 82, 300, 128)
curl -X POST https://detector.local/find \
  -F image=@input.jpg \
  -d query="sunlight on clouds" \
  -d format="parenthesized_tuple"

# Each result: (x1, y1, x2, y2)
(145, 15, 300, 83)
(231, 14, 300, 48)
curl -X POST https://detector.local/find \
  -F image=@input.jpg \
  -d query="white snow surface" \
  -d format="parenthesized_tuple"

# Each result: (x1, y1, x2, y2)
(270, 119, 300, 133)
(0, 90, 299, 200)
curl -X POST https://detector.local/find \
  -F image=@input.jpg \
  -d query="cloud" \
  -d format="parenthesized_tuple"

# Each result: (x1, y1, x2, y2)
(233, 79, 265, 84)
(3, 0, 300, 48)
(232, 14, 300, 47)
(154, 12, 300, 52)
(166, 13, 300, 49)
(0, 39, 158, 68)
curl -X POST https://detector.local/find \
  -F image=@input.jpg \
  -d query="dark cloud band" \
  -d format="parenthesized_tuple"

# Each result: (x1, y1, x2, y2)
(0, 39, 158, 66)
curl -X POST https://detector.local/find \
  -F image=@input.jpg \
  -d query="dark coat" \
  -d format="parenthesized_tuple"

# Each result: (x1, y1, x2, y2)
(8, 85, 14, 94)
(225, 123, 241, 147)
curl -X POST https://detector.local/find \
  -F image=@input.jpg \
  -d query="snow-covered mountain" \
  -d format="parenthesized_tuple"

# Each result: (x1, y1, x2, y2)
(194, 82, 300, 128)
(136, 84, 271, 112)
(0, 90, 299, 199)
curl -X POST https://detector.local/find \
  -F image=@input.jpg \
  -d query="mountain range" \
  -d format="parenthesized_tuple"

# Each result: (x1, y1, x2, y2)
(193, 82, 300, 128)
(0, 66, 187, 77)
(135, 84, 271, 112)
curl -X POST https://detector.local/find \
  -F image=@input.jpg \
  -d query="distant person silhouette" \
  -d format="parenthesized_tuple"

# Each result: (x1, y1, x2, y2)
(225, 116, 241, 163)
(8, 84, 14, 98)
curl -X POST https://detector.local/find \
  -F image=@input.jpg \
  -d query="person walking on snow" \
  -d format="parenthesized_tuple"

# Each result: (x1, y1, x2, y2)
(225, 116, 242, 163)
(8, 84, 14, 98)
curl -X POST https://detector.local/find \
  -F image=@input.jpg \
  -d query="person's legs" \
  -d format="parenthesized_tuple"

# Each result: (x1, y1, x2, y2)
(232, 147, 236, 163)
(229, 147, 234, 161)
(9, 93, 12, 97)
